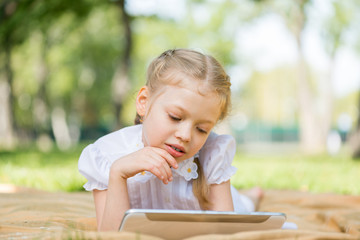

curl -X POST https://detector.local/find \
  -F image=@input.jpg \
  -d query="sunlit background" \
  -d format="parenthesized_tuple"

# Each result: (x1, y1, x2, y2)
(1, 0, 360, 193)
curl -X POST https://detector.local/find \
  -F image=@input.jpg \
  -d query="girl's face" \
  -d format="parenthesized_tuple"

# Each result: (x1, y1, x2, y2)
(136, 81, 222, 163)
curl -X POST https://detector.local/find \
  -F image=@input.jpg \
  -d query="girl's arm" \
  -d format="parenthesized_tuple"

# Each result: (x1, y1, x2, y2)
(93, 172, 129, 231)
(93, 189, 107, 230)
(93, 147, 178, 231)
(208, 180, 234, 211)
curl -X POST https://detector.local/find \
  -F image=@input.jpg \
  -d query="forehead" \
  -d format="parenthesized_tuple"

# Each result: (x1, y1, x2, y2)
(155, 84, 222, 124)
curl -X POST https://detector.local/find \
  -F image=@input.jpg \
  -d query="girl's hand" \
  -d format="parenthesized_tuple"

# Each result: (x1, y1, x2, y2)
(110, 147, 178, 184)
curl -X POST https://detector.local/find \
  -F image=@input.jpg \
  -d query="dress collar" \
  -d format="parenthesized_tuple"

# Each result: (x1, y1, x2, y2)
(172, 153, 199, 181)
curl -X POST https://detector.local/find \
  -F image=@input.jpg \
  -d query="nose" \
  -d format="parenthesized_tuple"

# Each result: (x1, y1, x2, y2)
(175, 123, 192, 142)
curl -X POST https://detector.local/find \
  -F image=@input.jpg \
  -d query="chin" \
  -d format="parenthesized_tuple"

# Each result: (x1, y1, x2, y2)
(176, 154, 192, 163)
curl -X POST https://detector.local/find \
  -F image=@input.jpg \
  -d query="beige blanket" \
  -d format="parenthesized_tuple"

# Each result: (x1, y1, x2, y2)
(0, 184, 359, 240)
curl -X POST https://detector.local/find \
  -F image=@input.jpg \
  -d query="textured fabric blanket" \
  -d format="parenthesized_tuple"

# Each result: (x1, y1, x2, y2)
(0, 184, 359, 240)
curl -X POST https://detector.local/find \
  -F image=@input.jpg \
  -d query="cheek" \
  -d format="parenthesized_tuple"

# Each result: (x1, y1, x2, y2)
(142, 118, 169, 146)
(191, 135, 208, 153)
(143, 126, 158, 146)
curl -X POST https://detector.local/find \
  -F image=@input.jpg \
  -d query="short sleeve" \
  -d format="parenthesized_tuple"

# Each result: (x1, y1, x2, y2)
(78, 144, 111, 191)
(199, 133, 237, 185)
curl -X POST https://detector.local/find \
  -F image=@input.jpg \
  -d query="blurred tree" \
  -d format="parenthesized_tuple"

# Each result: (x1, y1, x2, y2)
(344, 1, 360, 159)
(73, 5, 127, 136)
(353, 92, 360, 158)
(276, 0, 325, 154)
(241, 66, 297, 127)
(251, 0, 333, 154)
(0, 0, 94, 149)
(0, 0, 26, 149)
(319, 0, 358, 157)
(111, 0, 133, 129)
(249, 0, 360, 154)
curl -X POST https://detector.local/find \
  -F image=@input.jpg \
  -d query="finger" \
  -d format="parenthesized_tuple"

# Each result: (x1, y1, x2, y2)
(146, 162, 167, 183)
(145, 155, 170, 184)
(153, 148, 178, 169)
(150, 149, 175, 182)
(160, 157, 173, 182)
(152, 155, 172, 183)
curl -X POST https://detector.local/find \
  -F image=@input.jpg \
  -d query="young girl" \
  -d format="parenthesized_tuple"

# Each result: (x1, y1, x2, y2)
(78, 48, 262, 231)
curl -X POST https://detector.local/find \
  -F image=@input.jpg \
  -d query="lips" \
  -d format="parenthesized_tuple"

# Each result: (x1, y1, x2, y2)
(165, 144, 186, 158)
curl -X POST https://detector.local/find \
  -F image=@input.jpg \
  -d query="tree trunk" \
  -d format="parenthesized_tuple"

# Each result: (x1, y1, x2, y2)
(292, 0, 326, 154)
(0, 36, 16, 149)
(51, 106, 72, 150)
(33, 33, 51, 139)
(0, 80, 15, 149)
(321, 57, 335, 150)
(111, 0, 132, 130)
(295, 39, 325, 154)
(350, 91, 360, 159)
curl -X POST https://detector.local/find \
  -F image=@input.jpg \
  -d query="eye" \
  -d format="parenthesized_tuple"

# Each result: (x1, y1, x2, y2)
(169, 114, 181, 121)
(197, 127, 208, 134)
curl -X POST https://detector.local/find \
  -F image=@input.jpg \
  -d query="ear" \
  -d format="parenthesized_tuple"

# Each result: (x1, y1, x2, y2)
(136, 86, 149, 117)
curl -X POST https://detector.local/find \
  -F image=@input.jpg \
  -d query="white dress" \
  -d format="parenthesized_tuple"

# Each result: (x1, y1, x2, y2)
(78, 124, 254, 212)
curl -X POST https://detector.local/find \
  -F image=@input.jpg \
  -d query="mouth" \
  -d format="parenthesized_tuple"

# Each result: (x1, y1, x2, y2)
(165, 144, 186, 158)
(170, 145, 184, 153)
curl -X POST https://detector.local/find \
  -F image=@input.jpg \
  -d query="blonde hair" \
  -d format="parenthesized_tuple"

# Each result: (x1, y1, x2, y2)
(135, 49, 231, 209)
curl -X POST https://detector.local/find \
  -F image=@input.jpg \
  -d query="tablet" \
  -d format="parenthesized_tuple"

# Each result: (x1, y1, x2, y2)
(119, 209, 286, 239)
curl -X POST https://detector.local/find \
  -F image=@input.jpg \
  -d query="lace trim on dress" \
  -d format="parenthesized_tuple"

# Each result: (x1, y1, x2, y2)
(208, 165, 237, 184)
(83, 182, 108, 191)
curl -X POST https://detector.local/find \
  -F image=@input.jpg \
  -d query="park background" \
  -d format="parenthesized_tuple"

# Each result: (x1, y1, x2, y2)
(0, 0, 359, 195)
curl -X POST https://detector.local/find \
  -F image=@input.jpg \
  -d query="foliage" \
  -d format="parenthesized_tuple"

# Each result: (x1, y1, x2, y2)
(239, 66, 298, 126)
(0, 0, 359, 155)
(2, 0, 252, 147)
(0, 0, 92, 40)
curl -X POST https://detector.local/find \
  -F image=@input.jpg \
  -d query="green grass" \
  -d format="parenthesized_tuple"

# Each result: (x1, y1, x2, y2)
(0, 144, 359, 195)
(0, 145, 88, 192)
(231, 152, 360, 195)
